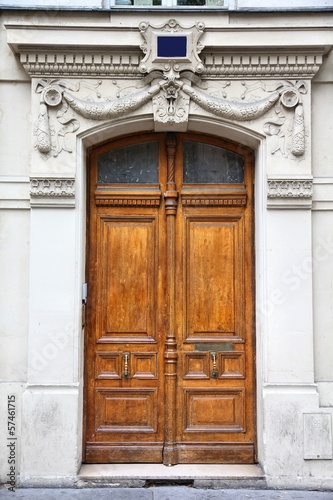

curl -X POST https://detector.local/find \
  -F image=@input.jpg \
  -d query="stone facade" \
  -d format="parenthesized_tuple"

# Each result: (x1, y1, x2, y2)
(1, 2, 333, 490)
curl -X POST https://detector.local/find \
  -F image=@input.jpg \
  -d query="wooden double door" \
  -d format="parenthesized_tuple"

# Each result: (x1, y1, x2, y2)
(85, 132, 255, 464)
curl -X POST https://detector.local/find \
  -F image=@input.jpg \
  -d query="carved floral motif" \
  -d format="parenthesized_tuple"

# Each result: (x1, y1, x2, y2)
(267, 179, 313, 198)
(33, 20, 308, 160)
(34, 76, 308, 160)
(30, 178, 75, 197)
(182, 84, 280, 121)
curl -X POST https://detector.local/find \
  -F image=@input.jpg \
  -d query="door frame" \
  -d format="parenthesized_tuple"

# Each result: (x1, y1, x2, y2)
(79, 118, 263, 466)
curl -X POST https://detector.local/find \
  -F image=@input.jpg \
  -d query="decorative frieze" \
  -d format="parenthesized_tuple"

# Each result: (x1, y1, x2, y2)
(30, 177, 75, 207)
(34, 76, 308, 158)
(182, 198, 246, 207)
(202, 53, 322, 80)
(94, 187, 161, 207)
(19, 51, 322, 80)
(95, 198, 160, 207)
(181, 187, 247, 207)
(20, 52, 143, 78)
(267, 178, 313, 209)
(23, 19, 318, 158)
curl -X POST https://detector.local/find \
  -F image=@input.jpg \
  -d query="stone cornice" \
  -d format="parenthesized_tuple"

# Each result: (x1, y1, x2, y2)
(17, 49, 324, 79)
(202, 51, 323, 79)
(19, 51, 143, 78)
(6, 23, 333, 52)
(6, 24, 328, 79)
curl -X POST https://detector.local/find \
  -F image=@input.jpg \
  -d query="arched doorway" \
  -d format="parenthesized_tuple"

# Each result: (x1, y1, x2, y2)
(84, 132, 255, 464)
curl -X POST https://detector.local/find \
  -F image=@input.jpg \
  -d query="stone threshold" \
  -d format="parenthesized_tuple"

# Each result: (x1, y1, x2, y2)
(78, 464, 266, 488)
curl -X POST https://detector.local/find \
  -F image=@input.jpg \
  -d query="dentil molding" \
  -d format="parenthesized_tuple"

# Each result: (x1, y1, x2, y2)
(8, 20, 325, 170)
(27, 19, 315, 155)
(18, 50, 323, 80)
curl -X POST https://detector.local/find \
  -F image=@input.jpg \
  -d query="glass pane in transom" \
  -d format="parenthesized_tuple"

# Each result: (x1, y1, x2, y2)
(183, 141, 244, 184)
(97, 142, 159, 184)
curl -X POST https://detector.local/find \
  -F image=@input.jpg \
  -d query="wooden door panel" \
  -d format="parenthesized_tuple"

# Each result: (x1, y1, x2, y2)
(176, 444, 255, 464)
(95, 388, 158, 433)
(94, 351, 158, 380)
(183, 388, 245, 432)
(95, 351, 122, 380)
(96, 215, 158, 343)
(219, 352, 245, 379)
(184, 215, 245, 342)
(132, 352, 158, 379)
(183, 352, 210, 380)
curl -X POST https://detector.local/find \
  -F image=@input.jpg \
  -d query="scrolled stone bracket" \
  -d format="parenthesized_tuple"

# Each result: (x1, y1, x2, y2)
(267, 177, 313, 209)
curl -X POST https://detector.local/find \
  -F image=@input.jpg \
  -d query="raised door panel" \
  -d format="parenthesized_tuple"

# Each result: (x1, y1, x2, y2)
(183, 388, 245, 432)
(96, 215, 158, 343)
(184, 215, 245, 343)
(95, 388, 158, 433)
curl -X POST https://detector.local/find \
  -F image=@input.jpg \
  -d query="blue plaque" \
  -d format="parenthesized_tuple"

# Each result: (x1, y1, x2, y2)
(157, 36, 187, 58)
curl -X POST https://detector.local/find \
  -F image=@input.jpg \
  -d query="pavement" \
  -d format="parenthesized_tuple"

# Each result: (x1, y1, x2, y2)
(0, 487, 333, 499)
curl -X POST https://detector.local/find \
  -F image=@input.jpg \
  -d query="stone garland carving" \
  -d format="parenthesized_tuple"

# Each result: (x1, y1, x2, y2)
(62, 84, 160, 121)
(181, 84, 280, 122)
(33, 18, 308, 159)
(34, 76, 307, 159)
(262, 81, 306, 158)
(34, 78, 160, 156)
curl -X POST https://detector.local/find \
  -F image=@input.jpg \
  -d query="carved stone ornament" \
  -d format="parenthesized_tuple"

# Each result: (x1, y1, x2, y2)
(139, 19, 205, 75)
(33, 20, 308, 157)
(34, 74, 308, 158)
(30, 177, 75, 207)
(267, 178, 313, 209)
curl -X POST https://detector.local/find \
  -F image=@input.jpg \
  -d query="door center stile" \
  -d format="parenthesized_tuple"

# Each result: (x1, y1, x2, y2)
(163, 132, 179, 465)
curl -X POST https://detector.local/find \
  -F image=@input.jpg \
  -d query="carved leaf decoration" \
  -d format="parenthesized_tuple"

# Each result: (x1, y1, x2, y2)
(54, 104, 80, 157)
(182, 84, 280, 121)
(62, 84, 161, 120)
(36, 102, 52, 154)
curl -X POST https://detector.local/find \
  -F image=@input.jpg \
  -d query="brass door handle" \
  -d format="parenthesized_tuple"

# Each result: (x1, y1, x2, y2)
(210, 352, 218, 379)
(122, 352, 131, 379)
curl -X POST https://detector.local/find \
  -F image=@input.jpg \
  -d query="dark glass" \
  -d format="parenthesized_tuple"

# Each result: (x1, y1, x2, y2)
(115, 0, 162, 4)
(177, 0, 205, 5)
(183, 141, 244, 184)
(157, 36, 187, 57)
(97, 142, 159, 184)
